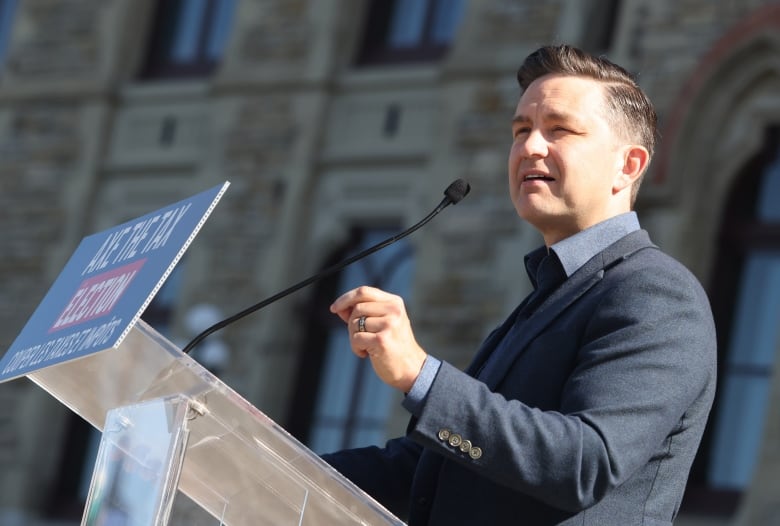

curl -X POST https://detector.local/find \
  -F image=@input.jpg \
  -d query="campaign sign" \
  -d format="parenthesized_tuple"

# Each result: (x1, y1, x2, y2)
(0, 182, 230, 383)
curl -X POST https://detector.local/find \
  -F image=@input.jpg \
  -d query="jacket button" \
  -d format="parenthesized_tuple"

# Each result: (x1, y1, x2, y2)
(469, 446, 483, 460)
(437, 429, 451, 441)
(459, 439, 472, 453)
(448, 434, 462, 447)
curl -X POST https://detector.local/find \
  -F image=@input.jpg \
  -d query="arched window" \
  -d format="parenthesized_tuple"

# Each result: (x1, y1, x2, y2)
(287, 226, 414, 453)
(685, 126, 780, 516)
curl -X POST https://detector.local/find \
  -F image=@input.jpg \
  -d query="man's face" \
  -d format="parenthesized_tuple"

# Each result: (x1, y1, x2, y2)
(508, 73, 630, 245)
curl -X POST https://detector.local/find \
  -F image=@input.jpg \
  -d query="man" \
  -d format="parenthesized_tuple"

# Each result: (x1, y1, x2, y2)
(323, 44, 716, 526)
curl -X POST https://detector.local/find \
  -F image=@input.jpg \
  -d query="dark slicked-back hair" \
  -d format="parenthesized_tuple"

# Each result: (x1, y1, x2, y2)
(517, 45, 658, 204)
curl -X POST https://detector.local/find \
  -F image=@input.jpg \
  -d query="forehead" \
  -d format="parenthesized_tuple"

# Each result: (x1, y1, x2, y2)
(514, 74, 608, 122)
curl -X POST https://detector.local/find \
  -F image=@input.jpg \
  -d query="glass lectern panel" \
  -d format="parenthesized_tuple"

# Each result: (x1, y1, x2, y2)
(83, 396, 192, 526)
(28, 320, 404, 526)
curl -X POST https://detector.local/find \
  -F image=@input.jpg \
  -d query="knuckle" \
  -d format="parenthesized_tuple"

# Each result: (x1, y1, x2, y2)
(355, 285, 372, 296)
(388, 300, 404, 316)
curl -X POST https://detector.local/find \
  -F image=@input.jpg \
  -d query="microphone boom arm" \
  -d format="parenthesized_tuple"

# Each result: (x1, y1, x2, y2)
(182, 181, 469, 355)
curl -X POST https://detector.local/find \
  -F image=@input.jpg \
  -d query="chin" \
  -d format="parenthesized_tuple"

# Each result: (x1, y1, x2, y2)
(514, 199, 543, 219)
(516, 208, 544, 228)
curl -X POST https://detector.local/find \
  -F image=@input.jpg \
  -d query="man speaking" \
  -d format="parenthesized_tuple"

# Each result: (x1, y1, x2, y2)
(323, 44, 716, 526)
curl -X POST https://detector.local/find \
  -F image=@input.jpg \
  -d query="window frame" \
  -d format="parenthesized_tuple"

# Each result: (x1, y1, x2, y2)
(682, 126, 780, 517)
(0, 0, 19, 70)
(286, 225, 414, 451)
(355, 0, 465, 66)
(139, 0, 235, 80)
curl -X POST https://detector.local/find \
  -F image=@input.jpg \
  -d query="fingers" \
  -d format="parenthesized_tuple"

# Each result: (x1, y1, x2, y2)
(331, 286, 402, 353)
(331, 287, 403, 343)
(350, 312, 389, 339)
(351, 315, 374, 359)
(352, 315, 376, 356)
(329, 286, 426, 392)
(330, 286, 394, 319)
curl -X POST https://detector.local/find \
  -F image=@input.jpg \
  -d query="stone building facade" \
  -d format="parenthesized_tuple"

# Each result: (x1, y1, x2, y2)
(0, 0, 778, 524)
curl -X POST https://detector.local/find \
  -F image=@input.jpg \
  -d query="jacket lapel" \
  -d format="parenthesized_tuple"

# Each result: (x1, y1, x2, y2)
(479, 230, 656, 389)
(465, 301, 526, 376)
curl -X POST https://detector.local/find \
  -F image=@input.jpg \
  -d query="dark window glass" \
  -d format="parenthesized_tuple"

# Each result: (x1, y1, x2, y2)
(140, 0, 237, 80)
(581, 0, 622, 53)
(0, 0, 19, 69)
(356, 0, 466, 66)
(683, 126, 780, 517)
(287, 227, 414, 452)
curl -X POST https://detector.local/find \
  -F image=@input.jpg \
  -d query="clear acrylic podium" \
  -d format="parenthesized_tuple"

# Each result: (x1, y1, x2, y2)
(27, 319, 405, 525)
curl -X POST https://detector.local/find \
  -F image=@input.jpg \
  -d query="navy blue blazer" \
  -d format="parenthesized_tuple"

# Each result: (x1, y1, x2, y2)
(323, 230, 717, 525)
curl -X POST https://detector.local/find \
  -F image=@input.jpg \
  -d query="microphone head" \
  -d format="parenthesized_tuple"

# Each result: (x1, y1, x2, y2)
(443, 179, 471, 204)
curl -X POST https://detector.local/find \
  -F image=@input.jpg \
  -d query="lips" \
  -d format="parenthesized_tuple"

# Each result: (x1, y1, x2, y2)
(522, 172, 555, 182)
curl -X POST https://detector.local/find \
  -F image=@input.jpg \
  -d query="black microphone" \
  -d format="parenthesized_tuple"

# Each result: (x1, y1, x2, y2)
(182, 179, 471, 354)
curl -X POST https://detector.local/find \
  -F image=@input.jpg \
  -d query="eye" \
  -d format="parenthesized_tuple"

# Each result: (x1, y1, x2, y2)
(513, 126, 530, 138)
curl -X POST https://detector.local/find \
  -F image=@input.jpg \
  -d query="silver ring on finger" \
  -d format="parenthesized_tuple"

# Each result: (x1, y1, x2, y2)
(358, 315, 367, 333)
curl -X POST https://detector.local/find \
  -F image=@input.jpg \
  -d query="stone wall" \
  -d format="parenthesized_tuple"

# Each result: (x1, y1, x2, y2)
(0, 0, 778, 523)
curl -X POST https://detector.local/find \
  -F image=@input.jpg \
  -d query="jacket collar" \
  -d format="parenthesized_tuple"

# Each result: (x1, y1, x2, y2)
(469, 230, 656, 387)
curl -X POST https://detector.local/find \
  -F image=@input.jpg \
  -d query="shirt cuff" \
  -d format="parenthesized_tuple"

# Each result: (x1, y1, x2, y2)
(401, 355, 441, 417)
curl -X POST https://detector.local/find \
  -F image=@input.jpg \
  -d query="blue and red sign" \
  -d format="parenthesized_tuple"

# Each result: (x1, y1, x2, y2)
(0, 182, 230, 383)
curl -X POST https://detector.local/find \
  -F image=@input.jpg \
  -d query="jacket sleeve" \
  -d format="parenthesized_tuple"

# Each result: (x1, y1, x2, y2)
(406, 258, 717, 512)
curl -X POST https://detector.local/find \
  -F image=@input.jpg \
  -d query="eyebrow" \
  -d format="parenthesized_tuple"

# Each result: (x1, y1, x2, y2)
(512, 115, 531, 125)
(512, 110, 582, 127)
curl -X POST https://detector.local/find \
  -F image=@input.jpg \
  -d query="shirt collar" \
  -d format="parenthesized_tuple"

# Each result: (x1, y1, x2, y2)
(549, 212, 641, 278)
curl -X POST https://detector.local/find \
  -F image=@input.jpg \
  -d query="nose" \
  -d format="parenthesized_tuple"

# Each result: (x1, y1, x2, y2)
(518, 128, 548, 159)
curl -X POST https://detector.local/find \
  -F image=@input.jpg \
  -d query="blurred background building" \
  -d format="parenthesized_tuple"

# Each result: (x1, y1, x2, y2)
(0, 0, 778, 524)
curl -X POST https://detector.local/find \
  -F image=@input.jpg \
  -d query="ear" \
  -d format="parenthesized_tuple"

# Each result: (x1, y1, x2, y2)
(613, 145, 649, 194)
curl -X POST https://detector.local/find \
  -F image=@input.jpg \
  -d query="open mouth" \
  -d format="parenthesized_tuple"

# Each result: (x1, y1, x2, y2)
(523, 174, 555, 182)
